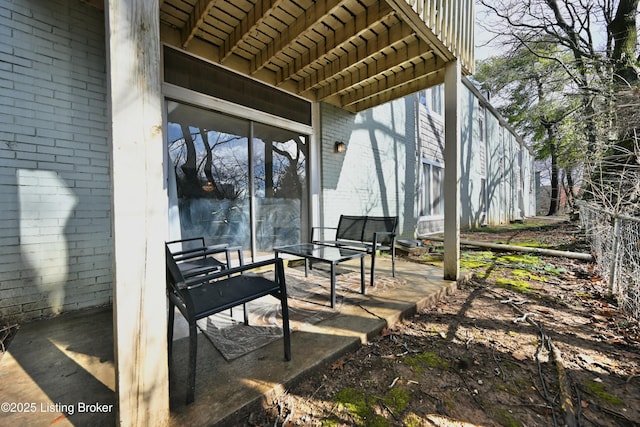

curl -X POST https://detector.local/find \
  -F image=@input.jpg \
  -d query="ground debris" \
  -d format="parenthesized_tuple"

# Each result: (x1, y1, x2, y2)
(250, 219, 640, 427)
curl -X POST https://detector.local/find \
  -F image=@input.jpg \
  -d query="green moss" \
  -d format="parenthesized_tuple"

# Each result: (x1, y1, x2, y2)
(495, 382, 521, 395)
(543, 264, 568, 275)
(419, 254, 444, 263)
(496, 278, 533, 294)
(491, 408, 520, 427)
(460, 251, 495, 270)
(405, 351, 450, 373)
(383, 387, 412, 414)
(584, 380, 624, 406)
(403, 412, 424, 427)
(510, 241, 551, 248)
(366, 416, 390, 427)
(333, 388, 388, 426)
(511, 269, 546, 282)
(334, 388, 368, 419)
(499, 253, 540, 265)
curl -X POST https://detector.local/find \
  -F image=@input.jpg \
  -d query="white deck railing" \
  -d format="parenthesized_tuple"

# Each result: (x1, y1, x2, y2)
(407, 0, 475, 73)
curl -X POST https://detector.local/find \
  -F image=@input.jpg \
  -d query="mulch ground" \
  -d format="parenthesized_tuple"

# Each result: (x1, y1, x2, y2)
(248, 218, 640, 426)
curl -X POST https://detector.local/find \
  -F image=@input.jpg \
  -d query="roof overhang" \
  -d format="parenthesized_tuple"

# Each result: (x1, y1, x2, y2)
(158, 0, 474, 113)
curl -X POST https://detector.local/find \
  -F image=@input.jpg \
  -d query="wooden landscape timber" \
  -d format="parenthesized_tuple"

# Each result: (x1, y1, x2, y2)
(424, 236, 594, 262)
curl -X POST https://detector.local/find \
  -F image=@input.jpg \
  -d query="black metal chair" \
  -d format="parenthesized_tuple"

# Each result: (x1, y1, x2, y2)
(166, 246, 291, 404)
(166, 237, 244, 278)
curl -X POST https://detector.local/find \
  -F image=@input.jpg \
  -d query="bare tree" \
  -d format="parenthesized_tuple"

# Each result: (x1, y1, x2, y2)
(478, 0, 639, 213)
(474, 39, 583, 215)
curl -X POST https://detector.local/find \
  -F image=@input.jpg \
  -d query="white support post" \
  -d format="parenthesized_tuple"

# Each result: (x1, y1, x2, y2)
(310, 102, 322, 238)
(105, 0, 169, 425)
(443, 60, 461, 281)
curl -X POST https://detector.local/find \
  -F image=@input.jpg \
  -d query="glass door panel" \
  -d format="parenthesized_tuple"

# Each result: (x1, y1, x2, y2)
(253, 123, 308, 252)
(167, 102, 250, 248)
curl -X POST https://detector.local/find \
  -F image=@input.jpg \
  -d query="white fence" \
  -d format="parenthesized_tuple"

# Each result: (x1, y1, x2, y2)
(578, 201, 640, 320)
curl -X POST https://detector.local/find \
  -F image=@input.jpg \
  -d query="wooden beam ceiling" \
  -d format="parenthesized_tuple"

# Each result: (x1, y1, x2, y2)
(160, 0, 466, 113)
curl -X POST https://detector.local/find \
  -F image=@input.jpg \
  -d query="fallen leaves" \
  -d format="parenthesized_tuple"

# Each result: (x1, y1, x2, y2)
(330, 359, 345, 371)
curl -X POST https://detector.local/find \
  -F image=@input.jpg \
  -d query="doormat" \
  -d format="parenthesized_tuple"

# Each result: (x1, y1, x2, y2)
(197, 266, 405, 360)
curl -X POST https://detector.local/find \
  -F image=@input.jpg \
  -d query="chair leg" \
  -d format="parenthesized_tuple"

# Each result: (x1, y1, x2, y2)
(243, 303, 249, 325)
(370, 251, 376, 287)
(167, 300, 175, 361)
(391, 246, 396, 277)
(281, 296, 291, 361)
(276, 260, 292, 361)
(186, 320, 198, 405)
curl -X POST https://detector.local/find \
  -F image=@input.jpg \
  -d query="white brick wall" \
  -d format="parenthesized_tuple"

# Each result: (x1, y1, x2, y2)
(319, 100, 416, 238)
(0, 0, 111, 321)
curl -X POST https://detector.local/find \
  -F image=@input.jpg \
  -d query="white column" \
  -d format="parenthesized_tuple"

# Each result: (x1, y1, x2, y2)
(105, 0, 169, 425)
(309, 102, 322, 236)
(443, 60, 461, 281)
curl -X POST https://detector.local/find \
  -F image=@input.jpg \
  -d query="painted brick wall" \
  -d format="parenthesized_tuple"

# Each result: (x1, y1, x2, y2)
(319, 100, 417, 238)
(0, 0, 111, 321)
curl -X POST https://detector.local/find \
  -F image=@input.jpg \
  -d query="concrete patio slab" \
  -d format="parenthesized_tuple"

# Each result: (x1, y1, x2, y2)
(0, 258, 457, 426)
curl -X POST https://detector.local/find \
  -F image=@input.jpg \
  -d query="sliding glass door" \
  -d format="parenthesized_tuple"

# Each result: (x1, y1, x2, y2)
(253, 122, 308, 251)
(166, 101, 308, 258)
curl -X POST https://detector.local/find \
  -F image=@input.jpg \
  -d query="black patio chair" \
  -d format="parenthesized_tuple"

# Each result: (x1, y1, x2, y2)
(166, 246, 291, 404)
(166, 237, 244, 278)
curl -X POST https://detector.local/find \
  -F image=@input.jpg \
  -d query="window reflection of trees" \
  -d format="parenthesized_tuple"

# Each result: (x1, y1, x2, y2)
(167, 102, 308, 252)
(256, 137, 306, 200)
(168, 126, 248, 200)
(169, 129, 307, 202)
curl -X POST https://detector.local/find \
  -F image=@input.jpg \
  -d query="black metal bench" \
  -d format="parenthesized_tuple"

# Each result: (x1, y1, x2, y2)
(312, 215, 398, 287)
(166, 245, 291, 404)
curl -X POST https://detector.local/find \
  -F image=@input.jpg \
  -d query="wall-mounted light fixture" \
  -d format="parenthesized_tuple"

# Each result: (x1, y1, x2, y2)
(335, 141, 347, 153)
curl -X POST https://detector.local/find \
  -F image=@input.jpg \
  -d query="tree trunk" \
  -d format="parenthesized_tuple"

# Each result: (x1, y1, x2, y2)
(547, 127, 560, 216)
(609, 0, 640, 85)
(180, 124, 202, 198)
(565, 167, 576, 209)
(200, 130, 225, 199)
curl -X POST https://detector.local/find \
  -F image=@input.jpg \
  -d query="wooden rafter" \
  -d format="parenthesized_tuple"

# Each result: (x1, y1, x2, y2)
(346, 68, 445, 112)
(160, 0, 474, 112)
(335, 52, 440, 107)
(181, 0, 220, 49)
(273, 7, 400, 88)
(219, 0, 284, 63)
(303, 34, 426, 100)
(251, 0, 389, 76)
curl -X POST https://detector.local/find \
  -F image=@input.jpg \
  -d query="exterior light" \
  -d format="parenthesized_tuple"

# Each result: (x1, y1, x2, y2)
(335, 141, 346, 153)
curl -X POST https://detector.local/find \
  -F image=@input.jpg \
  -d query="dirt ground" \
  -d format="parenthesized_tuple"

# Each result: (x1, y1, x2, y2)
(250, 218, 640, 426)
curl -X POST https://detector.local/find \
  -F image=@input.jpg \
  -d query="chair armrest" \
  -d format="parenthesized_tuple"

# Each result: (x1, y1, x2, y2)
(185, 258, 281, 288)
(172, 244, 229, 261)
(202, 244, 231, 255)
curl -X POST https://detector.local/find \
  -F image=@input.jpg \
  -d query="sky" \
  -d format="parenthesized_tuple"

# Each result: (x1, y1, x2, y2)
(473, 1, 632, 62)
(474, 3, 503, 61)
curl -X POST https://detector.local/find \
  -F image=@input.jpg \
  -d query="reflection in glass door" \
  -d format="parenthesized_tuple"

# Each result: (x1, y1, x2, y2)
(166, 101, 308, 258)
(253, 122, 308, 252)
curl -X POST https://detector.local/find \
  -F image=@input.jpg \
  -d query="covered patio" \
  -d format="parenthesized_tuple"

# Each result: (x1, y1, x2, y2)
(1, 0, 474, 424)
(111, 2, 472, 422)
(1, 258, 457, 426)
